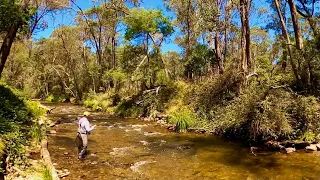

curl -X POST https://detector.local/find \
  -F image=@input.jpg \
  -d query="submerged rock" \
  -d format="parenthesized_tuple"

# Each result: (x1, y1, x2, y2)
(306, 144, 317, 151)
(130, 161, 156, 173)
(143, 132, 163, 136)
(285, 147, 296, 154)
(132, 124, 148, 128)
(90, 161, 98, 165)
(176, 144, 194, 150)
(110, 147, 132, 156)
(140, 141, 149, 146)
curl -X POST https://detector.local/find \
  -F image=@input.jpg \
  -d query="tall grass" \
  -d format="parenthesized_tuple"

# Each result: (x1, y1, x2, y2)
(169, 111, 195, 133)
(42, 168, 53, 180)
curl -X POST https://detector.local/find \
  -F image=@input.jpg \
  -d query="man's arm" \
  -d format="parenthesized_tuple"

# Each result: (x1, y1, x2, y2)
(83, 120, 95, 133)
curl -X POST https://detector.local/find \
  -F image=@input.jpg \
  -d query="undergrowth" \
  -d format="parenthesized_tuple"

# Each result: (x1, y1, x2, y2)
(0, 82, 46, 174)
(83, 70, 320, 144)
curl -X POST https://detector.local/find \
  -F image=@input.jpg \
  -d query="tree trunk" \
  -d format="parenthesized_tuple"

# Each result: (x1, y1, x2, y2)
(224, 0, 230, 61)
(288, 0, 303, 50)
(245, 0, 251, 69)
(0, 24, 20, 78)
(215, 33, 224, 74)
(274, 0, 301, 82)
(239, 0, 248, 73)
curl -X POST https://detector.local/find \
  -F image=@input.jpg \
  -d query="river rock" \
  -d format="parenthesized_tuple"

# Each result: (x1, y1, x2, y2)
(156, 113, 169, 120)
(143, 117, 152, 121)
(188, 128, 206, 134)
(316, 144, 320, 151)
(90, 161, 98, 165)
(64, 152, 69, 155)
(156, 120, 166, 125)
(305, 144, 317, 151)
(90, 153, 97, 157)
(167, 126, 174, 131)
(285, 147, 296, 154)
(294, 142, 310, 150)
(59, 171, 70, 178)
(49, 130, 57, 134)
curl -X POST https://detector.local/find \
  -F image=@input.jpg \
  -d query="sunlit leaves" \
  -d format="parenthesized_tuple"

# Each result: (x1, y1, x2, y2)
(123, 8, 174, 41)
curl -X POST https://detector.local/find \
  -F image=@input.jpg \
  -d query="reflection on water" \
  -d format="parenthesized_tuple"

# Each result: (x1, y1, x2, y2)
(45, 103, 320, 180)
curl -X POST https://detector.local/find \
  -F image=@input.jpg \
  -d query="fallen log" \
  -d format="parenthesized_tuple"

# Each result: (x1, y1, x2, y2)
(41, 136, 60, 180)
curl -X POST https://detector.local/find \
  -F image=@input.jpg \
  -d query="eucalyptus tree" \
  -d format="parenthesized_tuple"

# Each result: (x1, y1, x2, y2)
(123, 8, 174, 89)
(0, 0, 69, 78)
(164, 0, 198, 59)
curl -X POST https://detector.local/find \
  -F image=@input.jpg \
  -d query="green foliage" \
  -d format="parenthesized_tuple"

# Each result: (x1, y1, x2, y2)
(29, 124, 45, 144)
(45, 95, 62, 103)
(83, 92, 113, 111)
(0, 0, 23, 32)
(300, 131, 316, 142)
(184, 45, 213, 77)
(42, 168, 53, 180)
(115, 98, 142, 117)
(290, 96, 320, 138)
(25, 101, 46, 118)
(123, 8, 174, 40)
(194, 69, 243, 113)
(0, 83, 45, 172)
(169, 110, 195, 133)
(2, 132, 28, 167)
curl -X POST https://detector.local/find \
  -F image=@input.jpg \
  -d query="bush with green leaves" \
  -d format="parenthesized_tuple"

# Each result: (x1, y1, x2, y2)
(83, 92, 113, 111)
(0, 83, 45, 172)
(115, 98, 142, 117)
(191, 73, 320, 143)
(45, 94, 62, 103)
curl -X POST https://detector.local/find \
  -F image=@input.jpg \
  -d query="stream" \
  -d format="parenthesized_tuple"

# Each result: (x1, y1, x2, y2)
(45, 103, 320, 180)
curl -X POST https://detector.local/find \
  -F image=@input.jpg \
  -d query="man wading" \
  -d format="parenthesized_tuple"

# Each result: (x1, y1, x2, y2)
(76, 111, 96, 160)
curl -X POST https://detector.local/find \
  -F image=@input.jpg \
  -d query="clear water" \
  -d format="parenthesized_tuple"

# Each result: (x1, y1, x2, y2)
(45, 103, 320, 180)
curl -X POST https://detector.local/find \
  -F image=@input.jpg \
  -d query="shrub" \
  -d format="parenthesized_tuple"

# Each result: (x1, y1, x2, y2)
(169, 110, 196, 133)
(25, 101, 46, 118)
(290, 96, 320, 138)
(300, 131, 316, 142)
(83, 92, 113, 111)
(115, 97, 142, 117)
(29, 124, 45, 144)
(194, 69, 243, 113)
(0, 83, 45, 172)
(45, 94, 61, 102)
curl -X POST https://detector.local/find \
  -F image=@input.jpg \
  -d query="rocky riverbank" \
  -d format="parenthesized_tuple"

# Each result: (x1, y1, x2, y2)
(138, 112, 320, 155)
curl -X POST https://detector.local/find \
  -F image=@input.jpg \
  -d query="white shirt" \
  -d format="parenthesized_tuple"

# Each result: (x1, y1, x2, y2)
(78, 117, 94, 134)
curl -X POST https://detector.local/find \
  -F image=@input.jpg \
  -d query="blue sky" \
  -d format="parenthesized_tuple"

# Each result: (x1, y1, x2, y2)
(33, 0, 272, 53)
(33, 0, 182, 52)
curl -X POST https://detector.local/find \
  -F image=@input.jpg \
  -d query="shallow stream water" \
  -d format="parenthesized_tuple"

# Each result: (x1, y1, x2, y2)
(45, 103, 320, 180)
